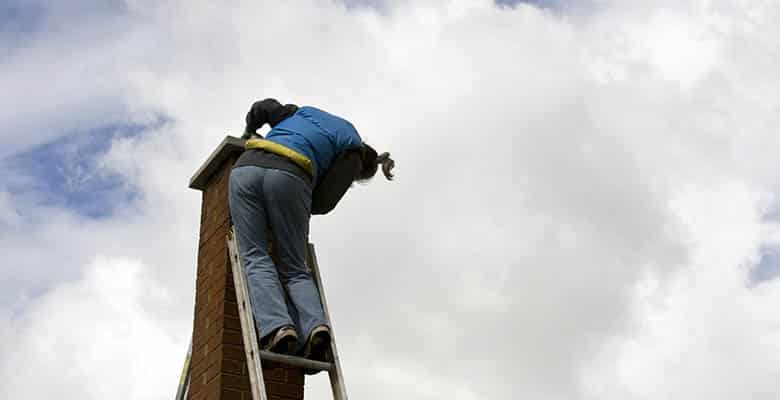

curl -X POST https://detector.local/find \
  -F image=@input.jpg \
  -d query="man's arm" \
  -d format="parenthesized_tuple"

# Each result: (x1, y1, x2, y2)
(242, 99, 298, 139)
(311, 150, 362, 215)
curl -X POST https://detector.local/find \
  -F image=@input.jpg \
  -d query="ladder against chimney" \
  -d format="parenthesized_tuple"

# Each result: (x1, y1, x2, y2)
(177, 229, 349, 400)
(226, 227, 349, 400)
(182, 137, 348, 400)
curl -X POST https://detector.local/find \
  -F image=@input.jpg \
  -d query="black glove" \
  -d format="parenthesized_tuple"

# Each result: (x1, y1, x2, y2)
(243, 99, 299, 139)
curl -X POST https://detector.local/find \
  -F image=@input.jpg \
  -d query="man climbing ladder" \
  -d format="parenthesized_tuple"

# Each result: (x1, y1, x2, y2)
(228, 99, 395, 364)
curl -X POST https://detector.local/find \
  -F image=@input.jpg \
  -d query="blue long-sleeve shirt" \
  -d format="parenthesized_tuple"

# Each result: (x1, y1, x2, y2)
(265, 106, 363, 181)
(234, 105, 365, 214)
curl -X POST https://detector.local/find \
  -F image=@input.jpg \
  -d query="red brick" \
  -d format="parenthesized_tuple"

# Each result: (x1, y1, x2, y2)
(223, 343, 246, 361)
(213, 284, 228, 302)
(206, 344, 223, 374)
(205, 362, 221, 383)
(200, 311, 222, 336)
(224, 315, 241, 331)
(261, 360, 282, 370)
(188, 370, 205, 397)
(221, 373, 250, 391)
(200, 294, 222, 317)
(195, 379, 220, 400)
(198, 238, 226, 266)
(224, 301, 239, 317)
(222, 358, 245, 375)
(206, 274, 230, 295)
(225, 286, 237, 302)
(220, 388, 244, 400)
(223, 329, 243, 346)
(200, 258, 227, 284)
(199, 220, 230, 248)
(190, 351, 208, 379)
(265, 382, 303, 399)
(262, 366, 286, 383)
(285, 369, 305, 386)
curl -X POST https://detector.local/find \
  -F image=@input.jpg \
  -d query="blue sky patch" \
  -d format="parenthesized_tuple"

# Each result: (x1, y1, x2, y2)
(751, 246, 780, 285)
(0, 1, 44, 37)
(0, 0, 130, 57)
(0, 0, 45, 58)
(0, 117, 168, 219)
(340, 0, 573, 12)
(497, 0, 561, 7)
(497, 0, 598, 14)
(750, 203, 780, 284)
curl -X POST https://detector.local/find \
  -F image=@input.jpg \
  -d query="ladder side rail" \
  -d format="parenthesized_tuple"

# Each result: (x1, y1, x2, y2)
(174, 339, 192, 400)
(307, 244, 349, 400)
(228, 230, 268, 400)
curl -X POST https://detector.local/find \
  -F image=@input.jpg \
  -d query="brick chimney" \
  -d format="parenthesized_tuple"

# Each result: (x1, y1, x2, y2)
(188, 136, 305, 400)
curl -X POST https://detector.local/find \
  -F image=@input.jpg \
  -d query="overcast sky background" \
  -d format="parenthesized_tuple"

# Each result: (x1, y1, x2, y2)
(1, 0, 779, 399)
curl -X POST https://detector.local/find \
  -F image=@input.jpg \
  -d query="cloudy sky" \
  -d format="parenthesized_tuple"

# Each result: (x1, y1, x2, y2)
(1, 0, 779, 399)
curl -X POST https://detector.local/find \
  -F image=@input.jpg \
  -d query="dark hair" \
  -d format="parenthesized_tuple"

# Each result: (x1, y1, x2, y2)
(357, 144, 395, 181)
(242, 98, 298, 139)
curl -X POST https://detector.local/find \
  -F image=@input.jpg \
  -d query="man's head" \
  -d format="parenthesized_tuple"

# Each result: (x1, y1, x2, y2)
(243, 98, 298, 139)
(357, 144, 395, 181)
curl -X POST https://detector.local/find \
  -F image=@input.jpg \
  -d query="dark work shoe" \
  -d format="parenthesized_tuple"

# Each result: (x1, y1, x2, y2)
(303, 325, 332, 363)
(262, 325, 298, 355)
(301, 325, 332, 375)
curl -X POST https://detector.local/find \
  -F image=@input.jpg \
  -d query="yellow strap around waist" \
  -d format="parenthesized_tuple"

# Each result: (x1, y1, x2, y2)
(244, 138, 314, 177)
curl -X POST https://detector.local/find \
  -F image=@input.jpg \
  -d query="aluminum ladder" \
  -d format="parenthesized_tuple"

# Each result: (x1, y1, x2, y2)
(175, 228, 348, 400)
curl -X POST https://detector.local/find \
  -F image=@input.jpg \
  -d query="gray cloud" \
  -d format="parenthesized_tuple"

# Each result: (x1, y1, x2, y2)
(0, 0, 164, 159)
(1, 1, 779, 399)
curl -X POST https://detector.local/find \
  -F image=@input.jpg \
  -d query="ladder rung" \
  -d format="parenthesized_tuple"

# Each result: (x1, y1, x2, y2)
(258, 350, 333, 372)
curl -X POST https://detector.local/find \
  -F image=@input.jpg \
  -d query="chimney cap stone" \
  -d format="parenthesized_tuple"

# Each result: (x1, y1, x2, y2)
(189, 136, 245, 191)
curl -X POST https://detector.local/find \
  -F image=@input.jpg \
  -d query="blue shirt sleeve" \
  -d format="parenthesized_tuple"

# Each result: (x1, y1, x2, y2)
(335, 120, 363, 152)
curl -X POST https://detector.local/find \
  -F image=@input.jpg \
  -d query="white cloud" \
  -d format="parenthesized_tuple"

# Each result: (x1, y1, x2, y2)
(0, 257, 184, 399)
(585, 180, 780, 400)
(1, 0, 780, 399)
(0, 1, 164, 159)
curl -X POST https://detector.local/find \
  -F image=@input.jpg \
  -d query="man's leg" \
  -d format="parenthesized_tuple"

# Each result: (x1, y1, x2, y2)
(262, 169, 328, 344)
(228, 166, 295, 341)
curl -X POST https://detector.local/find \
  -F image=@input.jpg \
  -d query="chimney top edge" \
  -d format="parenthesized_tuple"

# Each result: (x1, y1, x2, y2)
(189, 136, 245, 191)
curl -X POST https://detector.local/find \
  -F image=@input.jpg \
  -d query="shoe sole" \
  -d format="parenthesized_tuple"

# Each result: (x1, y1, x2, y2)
(302, 330, 331, 375)
(308, 331, 332, 363)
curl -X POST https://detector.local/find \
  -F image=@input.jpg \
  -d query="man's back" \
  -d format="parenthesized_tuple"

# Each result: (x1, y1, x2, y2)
(266, 106, 363, 180)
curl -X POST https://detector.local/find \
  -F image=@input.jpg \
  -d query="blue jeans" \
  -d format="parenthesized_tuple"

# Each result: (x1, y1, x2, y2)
(228, 166, 327, 347)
